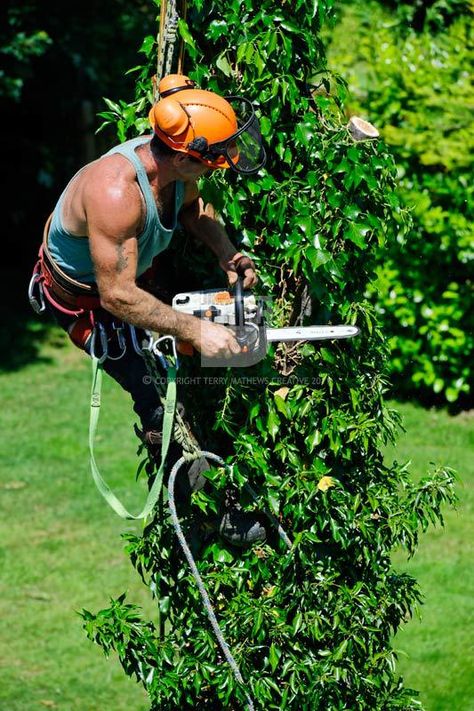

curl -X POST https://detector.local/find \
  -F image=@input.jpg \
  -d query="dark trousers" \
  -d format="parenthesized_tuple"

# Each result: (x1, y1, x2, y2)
(48, 303, 166, 433)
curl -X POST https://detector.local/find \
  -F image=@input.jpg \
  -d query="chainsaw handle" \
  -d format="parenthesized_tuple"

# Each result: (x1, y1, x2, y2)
(234, 276, 245, 336)
(177, 277, 251, 358)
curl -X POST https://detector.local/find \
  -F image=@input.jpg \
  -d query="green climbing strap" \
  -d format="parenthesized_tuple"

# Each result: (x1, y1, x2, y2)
(89, 354, 177, 520)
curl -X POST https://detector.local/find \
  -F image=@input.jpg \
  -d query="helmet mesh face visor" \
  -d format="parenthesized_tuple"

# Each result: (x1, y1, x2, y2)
(205, 98, 266, 174)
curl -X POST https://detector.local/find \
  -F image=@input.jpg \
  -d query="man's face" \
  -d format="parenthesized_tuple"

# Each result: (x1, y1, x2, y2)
(173, 153, 213, 180)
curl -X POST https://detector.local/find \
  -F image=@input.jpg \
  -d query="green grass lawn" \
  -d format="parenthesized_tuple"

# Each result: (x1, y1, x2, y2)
(0, 329, 472, 710)
(0, 331, 152, 711)
(386, 402, 474, 711)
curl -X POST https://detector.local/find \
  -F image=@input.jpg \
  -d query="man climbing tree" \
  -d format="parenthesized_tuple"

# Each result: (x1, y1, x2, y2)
(76, 2, 457, 710)
(29, 73, 267, 543)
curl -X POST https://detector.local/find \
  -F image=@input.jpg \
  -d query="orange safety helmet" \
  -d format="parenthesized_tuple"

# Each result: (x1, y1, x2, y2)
(148, 74, 266, 174)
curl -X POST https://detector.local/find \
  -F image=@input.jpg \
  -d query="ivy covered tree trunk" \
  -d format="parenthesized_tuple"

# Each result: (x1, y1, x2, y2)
(81, 1, 456, 709)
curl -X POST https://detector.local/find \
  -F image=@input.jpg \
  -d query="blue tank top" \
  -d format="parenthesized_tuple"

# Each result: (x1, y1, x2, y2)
(47, 135, 185, 283)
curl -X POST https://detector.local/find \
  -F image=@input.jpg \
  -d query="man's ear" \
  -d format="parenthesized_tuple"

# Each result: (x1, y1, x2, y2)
(172, 152, 198, 171)
(174, 152, 189, 164)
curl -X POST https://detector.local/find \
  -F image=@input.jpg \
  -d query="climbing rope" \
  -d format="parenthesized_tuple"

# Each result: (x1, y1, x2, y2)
(168, 454, 293, 711)
(154, 0, 187, 101)
(169, 452, 255, 711)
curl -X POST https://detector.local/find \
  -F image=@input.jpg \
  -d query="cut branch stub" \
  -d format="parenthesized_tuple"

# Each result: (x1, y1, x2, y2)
(348, 116, 380, 141)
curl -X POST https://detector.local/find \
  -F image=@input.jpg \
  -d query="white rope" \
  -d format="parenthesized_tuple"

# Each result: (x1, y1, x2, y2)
(168, 454, 293, 710)
(168, 453, 255, 711)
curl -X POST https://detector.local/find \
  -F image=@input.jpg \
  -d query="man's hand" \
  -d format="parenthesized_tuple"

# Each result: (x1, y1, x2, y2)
(191, 320, 242, 359)
(220, 252, 258, 289)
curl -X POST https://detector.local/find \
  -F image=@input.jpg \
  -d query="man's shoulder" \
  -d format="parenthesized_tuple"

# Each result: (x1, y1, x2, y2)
(82, 154, 144, 230)
(86, 150, 138, 184)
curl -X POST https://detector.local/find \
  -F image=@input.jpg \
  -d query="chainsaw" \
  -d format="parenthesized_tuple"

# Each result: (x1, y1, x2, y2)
(172, 277, 359, 367)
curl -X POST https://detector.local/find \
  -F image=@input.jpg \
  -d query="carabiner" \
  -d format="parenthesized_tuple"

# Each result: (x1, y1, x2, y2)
(90, 322, 108, 364)
(152, 335, 179, 371)
(107, 321, 127, 361)
(28, 269, 46, 315)
(129, 325, 153, 357)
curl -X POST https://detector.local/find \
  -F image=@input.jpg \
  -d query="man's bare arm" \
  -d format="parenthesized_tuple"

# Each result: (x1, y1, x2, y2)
(84, 168, 240, 357)
(180, 193, 237, 264)
(179, 182, 257, 288)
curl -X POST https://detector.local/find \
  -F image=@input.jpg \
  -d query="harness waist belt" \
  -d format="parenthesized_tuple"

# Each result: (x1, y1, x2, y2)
(40, 214, 101, 310)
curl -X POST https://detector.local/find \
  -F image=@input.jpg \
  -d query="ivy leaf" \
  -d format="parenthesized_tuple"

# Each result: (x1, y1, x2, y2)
(342, 204, 361, 220)
(307, 246, 331, 268)
(274, 393, 290, 418)
(269, 643, 281, 672)
(210, 545, 234, 564)
(139, 35, 155, 55)
(305, 428, 322, 452)
(344, 222, 371, 248)
(216, 53, 232, 77)
(267, 410, 281, 440)
(178, 19, 196, 49)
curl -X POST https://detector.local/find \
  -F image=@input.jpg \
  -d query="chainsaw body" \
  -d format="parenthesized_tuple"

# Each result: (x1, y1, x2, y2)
(172, 278, 359, 367)
(172, 282, 268, 366)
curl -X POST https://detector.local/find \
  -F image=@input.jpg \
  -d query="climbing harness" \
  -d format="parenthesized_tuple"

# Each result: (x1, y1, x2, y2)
(28, 214, 102, 318)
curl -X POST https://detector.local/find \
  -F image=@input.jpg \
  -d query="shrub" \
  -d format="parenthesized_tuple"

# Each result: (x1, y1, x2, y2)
(328, 1, 473, 406)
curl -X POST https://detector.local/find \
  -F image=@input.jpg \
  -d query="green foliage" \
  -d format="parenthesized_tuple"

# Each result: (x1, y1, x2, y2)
(0, 6, 52, 100)
(1, 346, 470, 709)
(328, 2, 473, 405)
(82, 1, 457, 709)
(0, 1, 153, 104)
(96, 32, 157, 141)
(379, 0, 472, 33)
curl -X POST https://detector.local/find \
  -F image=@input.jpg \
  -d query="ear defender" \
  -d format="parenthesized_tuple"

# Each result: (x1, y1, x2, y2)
(149, 98, 190, 138)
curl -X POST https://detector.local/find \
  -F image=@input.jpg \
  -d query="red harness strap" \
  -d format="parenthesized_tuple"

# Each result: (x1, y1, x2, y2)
(33, 214, 101, 316)
(39, 245, 101, 314)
